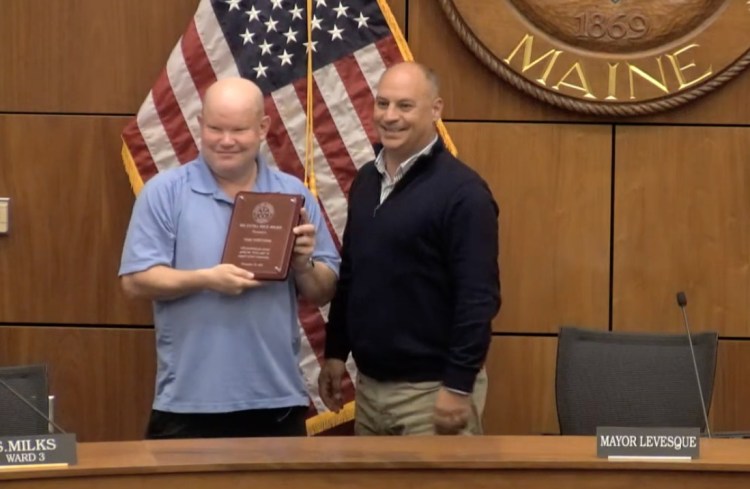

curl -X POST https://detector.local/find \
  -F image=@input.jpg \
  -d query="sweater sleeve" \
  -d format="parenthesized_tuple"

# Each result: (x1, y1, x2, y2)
(441, 179, 501, 393)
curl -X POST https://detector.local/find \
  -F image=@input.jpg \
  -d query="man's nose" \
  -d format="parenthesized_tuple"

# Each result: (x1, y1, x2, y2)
(219, 132, 234, 144)
(383, 105, 399, 121)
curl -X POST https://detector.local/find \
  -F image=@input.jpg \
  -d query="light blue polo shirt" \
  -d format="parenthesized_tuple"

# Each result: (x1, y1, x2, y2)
(119, 155, 340, 413)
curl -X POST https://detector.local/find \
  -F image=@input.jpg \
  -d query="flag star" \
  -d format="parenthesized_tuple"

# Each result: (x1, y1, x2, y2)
(290, 4, 304, 20)
(245, 5, 261, 21)
(333, 2, 349, 18)
(278, 49, 294, 66)
(226, 0, 241, 11)
(270, 0, 284, 9)
(328, 24, 345, 41)
(311, 15, 323, 30)
(316, 0, 327, 7)
(265, 17, 279, 32)
(253, 62, 268, 78)
(303, 40, 318, 53)
(240, 28, 255, 45)
(283, 27, 298, 44)
(355, 12, 369, 28)
(259, 39, 273, 55)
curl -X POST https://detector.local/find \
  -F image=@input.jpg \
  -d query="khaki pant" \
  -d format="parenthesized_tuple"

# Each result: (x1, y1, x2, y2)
(354, 369, 488, 436)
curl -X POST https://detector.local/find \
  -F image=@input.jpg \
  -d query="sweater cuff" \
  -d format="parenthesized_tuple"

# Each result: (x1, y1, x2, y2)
(442, 366, 480, 394)
(324, 329, 350, 361)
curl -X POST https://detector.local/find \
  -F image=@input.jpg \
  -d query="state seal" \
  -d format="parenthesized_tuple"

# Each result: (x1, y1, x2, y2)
(439, 0, 750, 115)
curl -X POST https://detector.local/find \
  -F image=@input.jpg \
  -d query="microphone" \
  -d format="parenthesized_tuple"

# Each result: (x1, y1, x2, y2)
(0, 377, 67, 434)
(675, 291, 712, 438)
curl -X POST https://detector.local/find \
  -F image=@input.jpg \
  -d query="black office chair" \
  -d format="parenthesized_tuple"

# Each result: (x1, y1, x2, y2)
(0, 364, 52, 436)
(555, 326, 718, 436)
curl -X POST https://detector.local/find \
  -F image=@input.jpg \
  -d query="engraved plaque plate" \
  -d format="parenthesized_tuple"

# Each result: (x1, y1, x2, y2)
(222, 192, 303, 281)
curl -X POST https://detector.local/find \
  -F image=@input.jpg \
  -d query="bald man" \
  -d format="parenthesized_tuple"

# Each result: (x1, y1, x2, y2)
(320, 62, 500, 436)
(120, 77, 340, 439)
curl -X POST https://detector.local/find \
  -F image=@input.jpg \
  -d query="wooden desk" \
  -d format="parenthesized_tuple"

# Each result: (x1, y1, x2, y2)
(1, 436, 749, 488)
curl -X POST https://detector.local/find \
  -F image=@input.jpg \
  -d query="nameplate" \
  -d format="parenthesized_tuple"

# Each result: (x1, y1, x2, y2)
(597, 427, 700, 460)
(0, 433, 77, 468)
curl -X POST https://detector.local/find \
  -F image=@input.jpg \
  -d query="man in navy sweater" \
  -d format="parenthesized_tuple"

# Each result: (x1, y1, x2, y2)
(318, 62, 501, 435)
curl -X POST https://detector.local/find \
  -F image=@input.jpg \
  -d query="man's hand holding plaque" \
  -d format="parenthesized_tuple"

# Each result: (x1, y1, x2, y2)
(290, 208, 317, 274)
(203, 263, 261, 295)
(222, 192, 305, 281)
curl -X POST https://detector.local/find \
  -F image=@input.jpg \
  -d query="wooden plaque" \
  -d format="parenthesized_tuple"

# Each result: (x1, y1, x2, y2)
(222, 192, 303, 281)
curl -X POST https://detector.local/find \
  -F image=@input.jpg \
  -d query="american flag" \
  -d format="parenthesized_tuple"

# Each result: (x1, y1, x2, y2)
(121, 0, 413, 433)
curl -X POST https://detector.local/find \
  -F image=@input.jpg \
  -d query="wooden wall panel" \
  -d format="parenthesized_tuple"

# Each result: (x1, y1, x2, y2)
(0, 326, 155, 442)
(446, 123, 611, 333)
(483, 336, 559, 435)
(712, 341, 750, 432)
(0, 0, 199, 113)
(613, 126, 750, 336)
(386, 0, 406, 34)
(636, 68, 750, 125)
(0, 115, 153, 325)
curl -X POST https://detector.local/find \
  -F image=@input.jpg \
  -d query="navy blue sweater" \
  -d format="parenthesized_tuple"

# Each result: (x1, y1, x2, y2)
(325, 142, 501, 393)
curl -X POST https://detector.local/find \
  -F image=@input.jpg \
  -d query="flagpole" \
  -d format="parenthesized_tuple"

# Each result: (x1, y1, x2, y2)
(305, 0, 318, 197)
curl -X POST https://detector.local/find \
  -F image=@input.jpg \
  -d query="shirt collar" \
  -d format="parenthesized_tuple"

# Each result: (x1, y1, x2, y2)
(374, 136, 439, 177)
(189, 154, 271, 202)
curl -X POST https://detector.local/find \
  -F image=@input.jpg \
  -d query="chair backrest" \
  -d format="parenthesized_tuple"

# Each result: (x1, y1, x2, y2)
(0, 364, 50, 436)
(556, 327, 718, 436)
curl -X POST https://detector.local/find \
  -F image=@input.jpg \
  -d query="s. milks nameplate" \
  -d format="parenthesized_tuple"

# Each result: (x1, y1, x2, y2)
(0, 434, 77, 468)
(222, 192, 302, 281)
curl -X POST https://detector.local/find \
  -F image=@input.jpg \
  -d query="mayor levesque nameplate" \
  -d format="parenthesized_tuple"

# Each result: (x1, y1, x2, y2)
(222, 192, 302, 281)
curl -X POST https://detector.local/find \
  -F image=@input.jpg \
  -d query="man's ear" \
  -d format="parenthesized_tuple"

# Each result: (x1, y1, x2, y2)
(259, 115, 271, 140)
(432, 97, 444, 122)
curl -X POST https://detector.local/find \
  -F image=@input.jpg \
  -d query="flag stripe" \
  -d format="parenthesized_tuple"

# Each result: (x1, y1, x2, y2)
(263, 97, 341, 249)
(263, 97, 303, 178)
(181, 19, 218, 99)
(122, 120, 159, 182)
(263, 96, 341, 249)
(195, 0, 241, 79)
(375, 36, 405, 68)
(271, 84, 349, 242)
(315, 59, 376, 184)
(162, 32, 204, 146)
(292, 76, 359, 198)
(354, 40, 390, 96)
(316, 195, 342, 251)
(136, 92, 180, 172)
(332, 51, 380, 153)
(150, 69, 196, 164)
(259, 144, 280, 171)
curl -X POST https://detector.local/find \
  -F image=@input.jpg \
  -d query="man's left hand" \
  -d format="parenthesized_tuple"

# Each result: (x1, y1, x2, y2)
(433, 387, 472, 435)
(291, 208, 315, 272)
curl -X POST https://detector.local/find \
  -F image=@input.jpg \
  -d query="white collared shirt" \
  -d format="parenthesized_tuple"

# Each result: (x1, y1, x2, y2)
(373, 136, 439, 204)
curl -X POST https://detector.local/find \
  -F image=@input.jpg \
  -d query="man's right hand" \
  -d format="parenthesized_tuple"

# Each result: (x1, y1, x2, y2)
(318, 358, 347, 412)
(204, 264, 261, 295)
